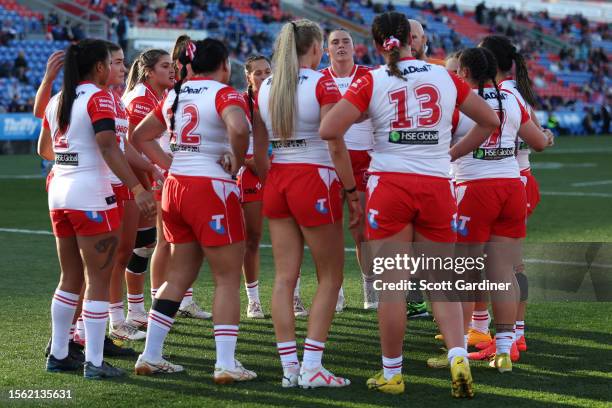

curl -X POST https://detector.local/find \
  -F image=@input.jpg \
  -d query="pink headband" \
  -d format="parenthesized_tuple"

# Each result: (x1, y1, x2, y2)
(185, 41, 196, 61)
(383, 36, 401, 51)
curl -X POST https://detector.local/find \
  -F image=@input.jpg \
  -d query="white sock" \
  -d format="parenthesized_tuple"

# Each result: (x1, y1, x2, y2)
(150, 288, 158, 302)
(76, 316, 85, 340)
(464, 334, 468, 350)
(495, 332, 513, 355)
(277, 340, 299, 369)
(214, 325, 238, 370)
(127, 293, 146, 314)
(82, 300, 109, 367)
(338, 286, 344, 299)
(50, 289, 79, 359)
(303, 338, 325, 370)
(382, 355, 402, 380)
(180, 288, 193, 308)
(109, 301, 125, 328)
(471, 310, 490, 333)
(69, 324, 76, 341)
(245, 281, 260, 303)
(142, 309, 175, 362)
(447, 346, 468, 364)
(294, 274, 301, 298)
(515, 320, 525, 338)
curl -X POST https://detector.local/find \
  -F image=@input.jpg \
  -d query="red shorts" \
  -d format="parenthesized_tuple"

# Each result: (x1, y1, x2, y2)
(263, 163, 343, 227)
(520, 169, 540, 218)
(455, 178, 527, 242)
(149, 170, 169, 202)
(162, 174, 245, 247)
(349, 149, 371, 192)
(365, 172, 457, 242)
(50, 208, 120, 238)
(112, 184, 134, 219)
(237, 160, 263, 203)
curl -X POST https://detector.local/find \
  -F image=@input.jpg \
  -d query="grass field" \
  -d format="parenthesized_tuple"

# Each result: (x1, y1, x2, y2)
(1, 136, 611, 407)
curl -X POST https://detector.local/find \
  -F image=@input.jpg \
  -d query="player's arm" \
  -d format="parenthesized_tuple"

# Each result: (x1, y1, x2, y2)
(124, 136, 165, 185)
(33, 51, 64, 118)
(251, 108, 269, 182)
(132, 112, 172, 171)
(37, 127, 53, 161)
(221, 105, 250, 176)
(450, 92, 500, 161)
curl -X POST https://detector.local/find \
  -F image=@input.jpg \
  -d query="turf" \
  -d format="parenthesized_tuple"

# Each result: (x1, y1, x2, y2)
(0, 136, 611, 407)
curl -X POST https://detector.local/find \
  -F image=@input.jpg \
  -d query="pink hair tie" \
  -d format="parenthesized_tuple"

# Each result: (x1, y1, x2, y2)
(383, 36, 401, 51)
(185, 41, 196, 61)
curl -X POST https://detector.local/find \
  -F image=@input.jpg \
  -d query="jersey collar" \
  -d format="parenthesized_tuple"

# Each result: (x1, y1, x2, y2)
(190, 76, 214, 81)
(329, 64, 357, 78)
(398, 56, 416, 62)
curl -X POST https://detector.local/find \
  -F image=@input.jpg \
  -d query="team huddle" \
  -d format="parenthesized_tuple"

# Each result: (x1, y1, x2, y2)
(38, 10, 553, 398)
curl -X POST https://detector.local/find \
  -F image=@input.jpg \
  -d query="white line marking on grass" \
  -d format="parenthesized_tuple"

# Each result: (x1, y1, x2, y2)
(0, 228, 53, 235)
(524, 258, 612, 269)
(540, 191, 612, 198)
(531, 162, 597, 170)
(543, 147, 612, 154)
(571, 180, 612, 187)
(0, 174, 44, 179)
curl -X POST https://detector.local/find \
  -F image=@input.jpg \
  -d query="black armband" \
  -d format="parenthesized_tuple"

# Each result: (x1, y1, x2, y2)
(92, 118, 116, 134)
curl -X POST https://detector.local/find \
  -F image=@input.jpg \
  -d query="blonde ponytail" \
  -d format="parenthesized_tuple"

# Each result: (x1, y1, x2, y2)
(270, 19, 322, 140)
(124, 58, 141, 94)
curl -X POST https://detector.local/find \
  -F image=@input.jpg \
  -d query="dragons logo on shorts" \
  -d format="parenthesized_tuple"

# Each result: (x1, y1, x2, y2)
(451, 213, 470, 237)
(85, 211, 103, 223)
(209, 214, 226, 234)
(368, 209, 379, 230)
(315, 198, 329, 214)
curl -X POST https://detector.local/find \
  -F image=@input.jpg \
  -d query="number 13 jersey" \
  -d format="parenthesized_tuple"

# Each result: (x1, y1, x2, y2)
(344, 57, 471, 178)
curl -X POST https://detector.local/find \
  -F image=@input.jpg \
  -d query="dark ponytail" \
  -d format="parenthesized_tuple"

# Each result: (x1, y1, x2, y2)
(480, 34, 537, 107)
(244, 54, 271, 120)
(372, 12, 410, 81)
(460, 47, 503, 118)
(57, 39, 110, 132)
(169, 38, 229, 134)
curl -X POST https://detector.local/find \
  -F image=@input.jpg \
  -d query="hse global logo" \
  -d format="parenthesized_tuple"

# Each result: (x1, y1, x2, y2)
(388, 130, 439, 144)
(390, 131, 401, 143)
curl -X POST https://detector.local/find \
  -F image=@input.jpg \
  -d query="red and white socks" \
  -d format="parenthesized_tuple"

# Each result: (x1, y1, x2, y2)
(76, 316, 85, 340)
(50, 289, 79, 359)
(69, 324, 76, 341)
(471, 310, 491, 333)
(127, 293, 146, 315)
(82, 300, 109, 366)
(303, 338, 325, 370)
(214, 325, 238, 370)
(180, 288, 194, 309)
(382, 355, 402, 380)
(495, 332, 514, 355)
(108, 301, 125, 329)
(142, 299, 179, 362)
(294, 274, 301, 298)
(515, 320, 525, 339)
(245, 281, 260, 303)
(150, 288, 158, 303)
(277, 340, 299, 369)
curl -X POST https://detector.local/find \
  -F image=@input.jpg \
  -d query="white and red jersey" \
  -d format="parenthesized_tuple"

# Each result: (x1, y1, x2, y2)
(153, 77, 247, 180)
(242, 90, 256, 155)
(258, 68, 342, 167)
(344, 57, 471, 178)
(320, 64, 374, 150)
(452, 87, 530, 182)
(122, 82, 171, 154)
(43, 82, 117, 211)
(109, 89, 129, 186)
(499, 78, 531, 171)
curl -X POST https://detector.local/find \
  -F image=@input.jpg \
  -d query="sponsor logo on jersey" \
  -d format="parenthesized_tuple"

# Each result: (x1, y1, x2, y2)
(483, 91, 507, 101)
(368, 209, 379, 230)
(180, 85, 208, 95)
(472, 147, 515, 160)
(315, 198, 329, 214)
(387, 64, 432, 77)
(270, 139, 306, 149)
(298, 74, 309, 85)
(388, 130, 439, 145)
(85, 211, 104, 223)
(209, 214, 226, 234)
(55, 152, 79, 166)
(170, 143, 200, 153)
(451, 214, 470, 236)
(244, 187, 259, 195)
(105, 195, 117, 205)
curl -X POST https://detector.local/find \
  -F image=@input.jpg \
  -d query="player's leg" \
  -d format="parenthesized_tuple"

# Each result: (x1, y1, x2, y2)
(125, 222, 155, 329)
(242, 200, 265, 318)
(269, 217, 303, 387)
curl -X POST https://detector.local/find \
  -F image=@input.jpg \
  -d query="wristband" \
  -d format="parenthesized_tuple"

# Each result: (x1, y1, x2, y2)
(344, 186, 357, 194)
(131, 184, 146, 196)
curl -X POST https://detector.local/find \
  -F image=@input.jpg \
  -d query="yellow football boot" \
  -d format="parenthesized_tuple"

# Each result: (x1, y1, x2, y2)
(467, 328, 492, 347)
(489, 353, 512, 373)
(450, 356, 474, 398)
(366, 370, 405, 394)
